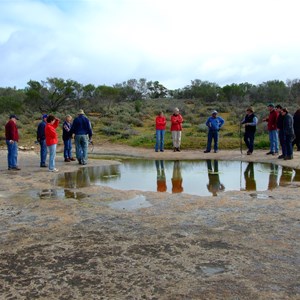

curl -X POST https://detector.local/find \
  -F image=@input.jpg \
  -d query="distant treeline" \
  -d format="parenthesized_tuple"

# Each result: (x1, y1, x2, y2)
(1, 77, 300, 114)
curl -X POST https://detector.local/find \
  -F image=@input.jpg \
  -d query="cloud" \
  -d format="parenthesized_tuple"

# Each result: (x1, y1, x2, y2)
(1, 0, 300, 89)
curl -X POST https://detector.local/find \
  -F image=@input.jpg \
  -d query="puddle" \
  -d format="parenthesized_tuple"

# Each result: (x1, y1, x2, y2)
(28, 189, 87, 200)
(196, 262, 228, 276)
(56, 160, 299, 197)
(107, 195, 152, 211)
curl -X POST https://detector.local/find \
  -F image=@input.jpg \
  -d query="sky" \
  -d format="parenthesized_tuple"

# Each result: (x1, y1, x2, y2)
(1, 0, 300, 90)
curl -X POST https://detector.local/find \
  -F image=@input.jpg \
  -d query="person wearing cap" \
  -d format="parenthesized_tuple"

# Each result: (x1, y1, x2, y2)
(280, 108, 295, 160)
(262, 103, 279, 155)
(5, 114, 21, 170)
(241, 107, 258, 155)
(70, 109, 93, 165)
(170, 107, 183, 152)
(45, 115, 60, 172)
(62, 115, 76, 162)
(204, 110, 225, 153)
(37, 114, 48, 167)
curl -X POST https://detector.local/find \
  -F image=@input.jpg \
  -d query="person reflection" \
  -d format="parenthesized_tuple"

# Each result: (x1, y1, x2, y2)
(279, 166, 294, 186)
(244, 162, 257, 191)
(64, 171, 76, 189)
(172, 160, 183, 193)
(268, 164, 279, 190)
(76, 167, 91, 188)
(206, 160, 225, 196)
(293, 168, 300, 182)
(155, 160, 167, 192)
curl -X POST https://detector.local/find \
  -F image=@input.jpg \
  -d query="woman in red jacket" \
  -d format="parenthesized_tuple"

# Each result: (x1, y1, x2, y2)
(155, 111, 167, 152)
(45, 115, 60, 172)
(171, 107, 183, 152)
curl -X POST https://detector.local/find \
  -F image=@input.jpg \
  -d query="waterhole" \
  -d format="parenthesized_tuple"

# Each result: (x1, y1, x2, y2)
(55, 160, 299, 197)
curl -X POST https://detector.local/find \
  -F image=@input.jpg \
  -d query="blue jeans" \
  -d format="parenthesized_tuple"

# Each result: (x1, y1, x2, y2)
(48, 144, 57, 170)
(206, 130, 219, 151)
(75, 135, 89, 163)
(6, 140, 18, 168)
(39, 139, 47, 166)
(155, 130, 165, 151)
(269, 130, 279, 153)
(63, 139, 72, 159)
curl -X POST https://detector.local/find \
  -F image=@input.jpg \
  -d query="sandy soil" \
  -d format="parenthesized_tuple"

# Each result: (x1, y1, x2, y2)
(0, 144, 299, 299)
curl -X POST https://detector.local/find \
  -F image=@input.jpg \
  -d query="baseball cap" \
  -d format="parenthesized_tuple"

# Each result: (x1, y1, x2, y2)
(9, 114, 19, 120)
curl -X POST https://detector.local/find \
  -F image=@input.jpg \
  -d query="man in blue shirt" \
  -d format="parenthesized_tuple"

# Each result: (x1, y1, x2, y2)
(204, 110, 225, 153)
(70, 109, 93, 165)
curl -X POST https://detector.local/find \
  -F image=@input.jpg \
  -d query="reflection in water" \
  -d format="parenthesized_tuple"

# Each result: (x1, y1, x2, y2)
(206, 160, 225, 196)
(244, 162, 256, 191)
(55, 160, 300, 197)
(172, 161, 183, 193)
(279, 166, 294, 186)
(268, 164, 279, 190)
(155, 160, 167, 192)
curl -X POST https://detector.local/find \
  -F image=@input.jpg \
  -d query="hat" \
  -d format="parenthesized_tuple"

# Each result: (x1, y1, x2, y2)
(212, 110, 218, 115)
(267, 103, 275, 107)
(42, 114, 48, 119)
(9, 114, 19, 120)
(246, 106, 254, 112)
(78, 109, 85, 115)
(174, 107, 179, 112)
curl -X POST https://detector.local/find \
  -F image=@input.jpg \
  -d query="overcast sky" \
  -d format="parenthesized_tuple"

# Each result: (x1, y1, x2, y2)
(1, 0, 300, 90)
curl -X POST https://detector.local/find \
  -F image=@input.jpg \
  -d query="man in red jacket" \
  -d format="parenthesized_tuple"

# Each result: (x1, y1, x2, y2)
(263, 103, 279, 155)
(5, 114, 20, 170)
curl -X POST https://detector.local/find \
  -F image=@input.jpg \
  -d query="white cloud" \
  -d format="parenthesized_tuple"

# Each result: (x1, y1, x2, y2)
(0, 0, 300, 89)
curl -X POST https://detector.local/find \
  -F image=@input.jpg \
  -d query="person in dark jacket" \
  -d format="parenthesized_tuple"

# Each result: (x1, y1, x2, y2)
(263, 103, 279, 155)
(292, 108, 300, 151)
(5, 114, 20, 170)
(275, 105, 285, 159)
(281, 108, 295, 160)
(241, 107, 258, 155)
(37, 114, 48, 167)
(70, 109, 93, 165)
(62, 115, 76, 162)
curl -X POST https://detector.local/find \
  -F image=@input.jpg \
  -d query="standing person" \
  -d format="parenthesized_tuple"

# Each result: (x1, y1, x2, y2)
(70, 109, 93, 165)
(292, 109, 300, 151)
(155, 112, 166, 152)
(275, 105, 285, 159)
(5, 114, 21, 170)
(281, 108, 295, 160)
(241, 107, 258, 155)
(204, 110, 225, 153)
(262, 103, 279, 155)
(170, 107, 183, 152)
(37, 114, 48, 167)
(45, 115, 60, 172)
(62, 115, 76, 162)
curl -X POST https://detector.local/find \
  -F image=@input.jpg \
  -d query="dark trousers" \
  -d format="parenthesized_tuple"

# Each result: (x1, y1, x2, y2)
(278, 130, 286, 156)
(244, 131, 255, 153)
(293, 133, 300, 150)
(284, 134, 293, 157)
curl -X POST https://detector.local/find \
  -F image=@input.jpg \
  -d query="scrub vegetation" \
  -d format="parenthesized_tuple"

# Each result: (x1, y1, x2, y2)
(1, 77, 299, 150)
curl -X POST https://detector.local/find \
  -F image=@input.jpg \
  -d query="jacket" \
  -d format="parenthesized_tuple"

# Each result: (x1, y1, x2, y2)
(206, 116, 225, 131)
(70, 115, 93, 139)
(170, 114, 183, 131)
(37, 120, 46, 140)
(242, 113, 257, 133)
(45, 119, 60, 146)
(283, 113, 295, 136)
(156, 116, 166, 130)
(62, 121, 72, 141)
(5, 120, 19, 142)
(266, 109, 278, 131)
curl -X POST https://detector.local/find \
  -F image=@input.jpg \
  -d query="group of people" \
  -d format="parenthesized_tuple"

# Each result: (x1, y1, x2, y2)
(155, 107, 225, 153)
(5, 109, 92, 172)
(155, 104, 300, 159)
